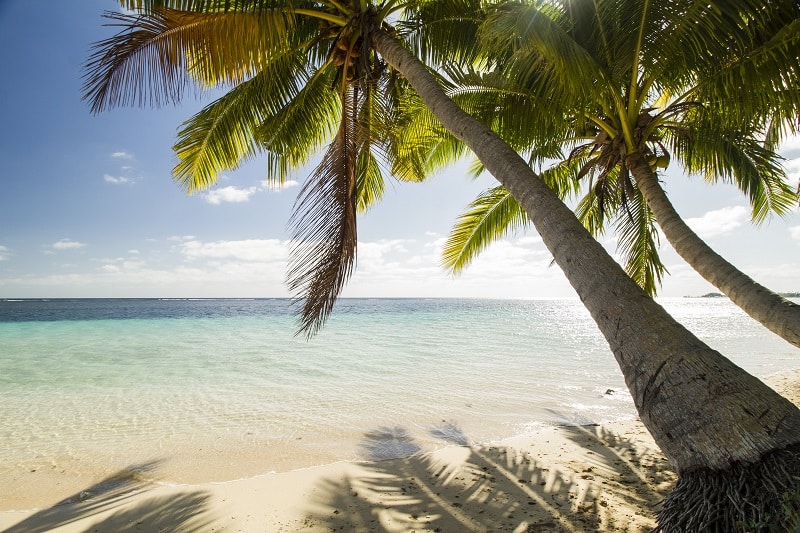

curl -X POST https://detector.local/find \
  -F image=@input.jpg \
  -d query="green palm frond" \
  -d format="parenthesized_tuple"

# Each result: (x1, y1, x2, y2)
(442, 186, 529, 275)
(640, 2, 748, 89)
(480, 1, 606, 109)
(355, 148, 385, 212)
(575, 165, 622, 237)
(447, 72, 570, 157)
(351, 77, 389, 212)
(389, 67, 573, 183)
(120, 1, 240, 11)
(256, 65, 341, 184)
(386, 87, 462, 182)
(613, 191, 667, 296)
(406, 0, 483, 69)
(466, 158, 485, 179)
(83, 7, 298, 113)
(287, 88, 360, 337)
(671, 117, 798, 222)
(539, 156, 582, 200)
(689, 18, 800, 127)
(441, 158, 582, 280)
(576, 189, 607, 238)
(423, 132, 470, 177)
(172, 49, 312, 192)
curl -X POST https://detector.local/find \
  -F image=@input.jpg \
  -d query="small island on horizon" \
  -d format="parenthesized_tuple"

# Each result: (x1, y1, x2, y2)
(686, 292, 800, 298)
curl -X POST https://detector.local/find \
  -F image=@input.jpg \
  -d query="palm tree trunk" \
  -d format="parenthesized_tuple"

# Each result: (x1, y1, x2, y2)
(627, 150, 800, 349)
(371, 29, 800, 530)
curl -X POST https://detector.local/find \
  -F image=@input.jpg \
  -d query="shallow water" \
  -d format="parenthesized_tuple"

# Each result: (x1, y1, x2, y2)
(1, 297, 797, 503)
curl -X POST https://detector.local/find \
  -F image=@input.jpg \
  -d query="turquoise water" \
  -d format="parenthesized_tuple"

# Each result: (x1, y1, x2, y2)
(1, 297, 798, 501)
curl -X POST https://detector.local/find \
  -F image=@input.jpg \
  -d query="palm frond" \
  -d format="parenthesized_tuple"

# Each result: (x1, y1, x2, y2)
(352, 77, 389, 212)
(386, 85, 462, 182)
(446, 69, 572, 156)
(172, 48, 310, 192)
(575, 164, 623, 236)
(405, 0, 484, 69)
(256, 64, 341, 184)
(539, 156, 582, 200)
(442, 186, 529, 275)
(642, 1, 748, 90)
(671, 116, 798, 222)
(689, 18, 800, 128)
(613, 190, 667, 296)
(355, 149, 386, 212)
(83, 7, 297, 113)
(287, 88, 360, 337)
(479, 1, 606, 109)
(120, 0, 304, 15)
(575, 188, 607, 238)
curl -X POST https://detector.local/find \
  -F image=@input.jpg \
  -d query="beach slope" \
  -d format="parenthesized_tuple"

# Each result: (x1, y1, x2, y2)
(2, 370, 798, 532)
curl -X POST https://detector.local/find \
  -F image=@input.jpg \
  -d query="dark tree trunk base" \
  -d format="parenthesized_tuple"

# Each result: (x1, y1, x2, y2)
(655, 443, 800, 532)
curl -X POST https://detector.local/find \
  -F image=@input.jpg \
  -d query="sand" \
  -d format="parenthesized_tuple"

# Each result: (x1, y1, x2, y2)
(2, 370, 798, 533)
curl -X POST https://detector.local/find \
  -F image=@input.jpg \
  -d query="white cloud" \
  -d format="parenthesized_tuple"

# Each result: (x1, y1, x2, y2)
(52, 239, 86, 251)
(103, 174, 130, 185)
(517, 235, 544, 246)
(790, 226, 800, 242)
(262, 179, 299, 192)
(685, 206, 749, 238)
(784, 157, 800, 188)
(204, 185, 258, 204)
(180, 239, 287, 263)
(0, 245, 9, 261)
(358, 240, 411, 266)
(341, 233, 572, 298)
(780, 135, 800, 156)
(100, 264, 120, 273)
(111, 151, 134, 160)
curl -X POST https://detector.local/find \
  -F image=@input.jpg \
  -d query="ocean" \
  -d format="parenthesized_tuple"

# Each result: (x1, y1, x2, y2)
(1, 297, 798, 505)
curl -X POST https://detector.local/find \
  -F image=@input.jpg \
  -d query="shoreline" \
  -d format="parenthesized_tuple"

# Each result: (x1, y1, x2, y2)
(2, 369, 798, 532)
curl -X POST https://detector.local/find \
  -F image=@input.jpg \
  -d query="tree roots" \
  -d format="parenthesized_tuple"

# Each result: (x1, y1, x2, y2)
(655, 443, 800, 532)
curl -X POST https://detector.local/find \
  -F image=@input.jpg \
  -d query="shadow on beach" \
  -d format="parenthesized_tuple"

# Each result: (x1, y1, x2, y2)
(305, 420, 675, 532)
(1, 460, 213, 533)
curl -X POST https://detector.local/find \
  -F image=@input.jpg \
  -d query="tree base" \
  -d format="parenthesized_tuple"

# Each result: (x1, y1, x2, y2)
(655, 443, 800, 532)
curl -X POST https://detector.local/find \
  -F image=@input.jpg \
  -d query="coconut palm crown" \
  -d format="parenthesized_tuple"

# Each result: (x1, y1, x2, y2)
(83, 0, 477, 335)
(430, 0, 800, 346)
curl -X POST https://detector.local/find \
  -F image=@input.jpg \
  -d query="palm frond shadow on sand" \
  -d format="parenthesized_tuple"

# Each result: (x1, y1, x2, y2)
(1, 460, 213, 533)
(307, 420, 675, 532)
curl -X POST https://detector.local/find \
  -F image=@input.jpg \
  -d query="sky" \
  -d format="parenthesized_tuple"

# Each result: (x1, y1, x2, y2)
(0, 1, 798, 300)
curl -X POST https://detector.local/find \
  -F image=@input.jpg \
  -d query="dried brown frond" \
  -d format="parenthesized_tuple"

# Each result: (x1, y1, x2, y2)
(287, 88, 361, 336)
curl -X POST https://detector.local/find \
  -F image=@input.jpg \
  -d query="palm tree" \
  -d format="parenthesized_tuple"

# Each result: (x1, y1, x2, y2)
(84, 0, 800, 528)
(437, 0, 800, 349)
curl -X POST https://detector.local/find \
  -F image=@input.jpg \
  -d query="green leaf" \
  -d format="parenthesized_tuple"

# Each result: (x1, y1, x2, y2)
(443, 186, 529, 275)
(613, 190, 668, 296)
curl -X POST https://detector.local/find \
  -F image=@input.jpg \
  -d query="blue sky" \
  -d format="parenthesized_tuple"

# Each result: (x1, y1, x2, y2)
(0, 1, 798, 299)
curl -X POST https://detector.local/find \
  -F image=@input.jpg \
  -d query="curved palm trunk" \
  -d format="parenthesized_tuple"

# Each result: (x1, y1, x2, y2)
(627, 151, 800, 349)
(371, 29, 800, 529)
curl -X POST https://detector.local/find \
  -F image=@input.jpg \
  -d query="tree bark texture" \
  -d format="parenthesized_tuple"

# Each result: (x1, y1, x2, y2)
(627, 150, 800, 349)
(371, 29, 800, 474)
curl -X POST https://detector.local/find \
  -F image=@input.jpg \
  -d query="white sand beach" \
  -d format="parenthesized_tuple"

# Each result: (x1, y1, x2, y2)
(2, 370, 797, 532)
